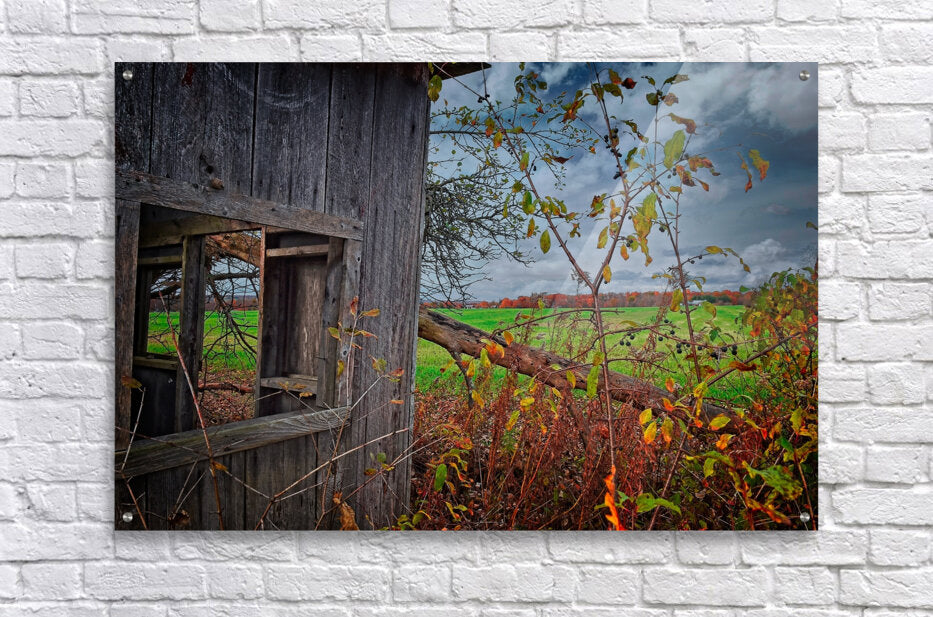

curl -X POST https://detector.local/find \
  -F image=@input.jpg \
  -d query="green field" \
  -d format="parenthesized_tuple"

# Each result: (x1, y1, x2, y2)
(416, 306, 752, 396)
(148, 305, 752, 397)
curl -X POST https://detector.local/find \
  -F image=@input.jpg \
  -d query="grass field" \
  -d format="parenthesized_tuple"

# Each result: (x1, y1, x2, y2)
(147, 305, 753, 399)
(416, 306, 752, 398)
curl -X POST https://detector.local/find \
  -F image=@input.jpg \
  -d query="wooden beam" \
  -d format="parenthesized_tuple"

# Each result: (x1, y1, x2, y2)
(116, 405, 350, 478)
(259, 375, 319, 393)
(265, 245, 330, 258)
(137, 255, 183, 267)
(133, 355, 178, 371)
(115, 199, 141, 450)
(117, 169, 364, 241)
(138, 214, 261, 248)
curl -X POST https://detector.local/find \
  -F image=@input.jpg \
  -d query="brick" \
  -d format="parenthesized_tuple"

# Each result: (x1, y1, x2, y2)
(869, 529, 931, 566)
(21, 563, 82, 599)
(0, 522, 113, 561)
(0, 282, 110, 320)
(682, 29, 747, 61)
(6, 0, 67, 33)
(389, 0, 450, 29)
(643, 568, 768, 606)
(852, 67, 933, 104)
(880, 24, 933, 63)
(14, 243, 75, 279)
(2, 202, 110, 239)
(173, 35, 299, 61)
(650, 0, 771, 22)
(452, 565, 574, 602)
(819, 112, 866, 151)
(867, 363, 926, 405)
(818, 442, 863, 483)
(205, 565, 264, 599)
(819, 281, 861, 321)
(174, 532, 298, 561)
(574, 566, 639, 604)
(1, 444, 109, 482)
(835, 489, 933, 525)
(299, 35, 363, 62)
(777, 0, 837, 21)
(19, 81, 80, 117)
(869, 113, 930, 152)
(265, 565, 389, 601)
(264, 0, 385, 30)
(584, 0, 649, 24)
(14, 163, 72, 198)
(821, 364, 866, 403)
(739, 531, 867, 565)
(549, 532, 674, 563)
(85, 563, 206, 600)
(21, 322, 84, 360)
(559, 29, 681, 60)
(818, 67, 845, 108)
(840, 570, 933, 607)
(72, 0, 196, 34)
(836, 323, 928, 361)
(0, 484, 21, 520)
(865, 446, 927, 483)
(750, 27, 876, 63)
(363, 33, 487, 61)
(834, 407, 933, 443)
(0, 120, 105, 157)
(453, 0, 574, 28)
(75, 240, 113, 280)
(106, 38, 170, 63)
(0, 564, 18, 599)
(836, 240, 933, 280)
(675, 532, 736, 565)
(0, 38, 103, 74)
(5, 397, 86, 442)
(842, 0, 932, 19)
(774, 567, 836, 605)
(818, 155, 836, 193)
(820, 193, 866, 236)
(200, 0, 261, 31)
(489, 32, 553, 61)
(867, 193, 928, 235)
(74, 159, 112, 199)
(393, 564, 452, 602)
(0, 80, 14, 116)
(842, 154, 933, 192)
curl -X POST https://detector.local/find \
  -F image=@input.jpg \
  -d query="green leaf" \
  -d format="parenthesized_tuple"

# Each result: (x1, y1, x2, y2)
(703, 457, 715, 478)
(586, 365, 599, 398)
(427, 74, 443, 102)
(709, 415, 731, 431)
(663, 129, 685, 168)
(540, 229, 551, 254)
(520, 151, 530, 172)
(639, 408, 653, 425)
(670, 288, 683, 312)
(522, 191, 535, 214)
(597, 226, 608, 249)
(636, 493, 681, 515)
(646, 91, 659, 106)
(663, 73, 689, 85)
(433, 463, 447, 492)
(746, 464, 802, 499)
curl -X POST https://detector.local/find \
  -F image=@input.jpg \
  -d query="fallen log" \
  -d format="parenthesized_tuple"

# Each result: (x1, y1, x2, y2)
(198, 381, 254, 394)
(417, 308, 731, 421)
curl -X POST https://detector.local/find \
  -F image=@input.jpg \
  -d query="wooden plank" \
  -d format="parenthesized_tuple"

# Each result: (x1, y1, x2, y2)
(115, 200, 141, 451)
(115, 406, 350, 478)
(137, 255, 183, 267)
(259, 375, 318, 392)
(138, 214, 262, 248)
(265, 245, 330, 258)
(133, 355, 178, 371)
(117, 169, 364, 241)
(316, 237, 344, 407)
(173, 235, 206, 434)
(114, 62, 153, 171)
(344, 64, 431, 528)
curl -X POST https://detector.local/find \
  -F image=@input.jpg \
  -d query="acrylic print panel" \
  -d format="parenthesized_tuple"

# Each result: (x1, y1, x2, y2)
(113, 61, 817, 531)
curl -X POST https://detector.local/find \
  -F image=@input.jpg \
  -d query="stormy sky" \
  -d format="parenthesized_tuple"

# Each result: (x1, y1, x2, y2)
(428, 62, 818, 302)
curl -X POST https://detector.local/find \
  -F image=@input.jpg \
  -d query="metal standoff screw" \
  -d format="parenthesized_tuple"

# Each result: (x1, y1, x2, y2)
(799, 511, 811, 523)
(799, 70, 810, 82)
(122, 68, 134, 82)
(122, 511, 134, 523)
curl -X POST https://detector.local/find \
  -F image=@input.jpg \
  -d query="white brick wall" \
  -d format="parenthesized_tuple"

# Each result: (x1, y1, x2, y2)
(0, 0, 930, 613)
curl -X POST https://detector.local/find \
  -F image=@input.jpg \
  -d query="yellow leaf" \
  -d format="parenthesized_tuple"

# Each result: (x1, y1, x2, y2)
(716, 433, 733, 450)
(665, 376, 675, 393)
(709, 415, 731, 431)
(503, 331, 514, 346)
(361, 308, 380, 317)
(639, 408, 653, 425)
(211, 461, 228, 472)
(643, 422, 657, 444)
(602, 265, 612, 283)
(471, 390, 485, 407)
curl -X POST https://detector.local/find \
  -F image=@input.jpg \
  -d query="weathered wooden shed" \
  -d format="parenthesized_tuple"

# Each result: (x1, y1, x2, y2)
(113, 62, 440, 530)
